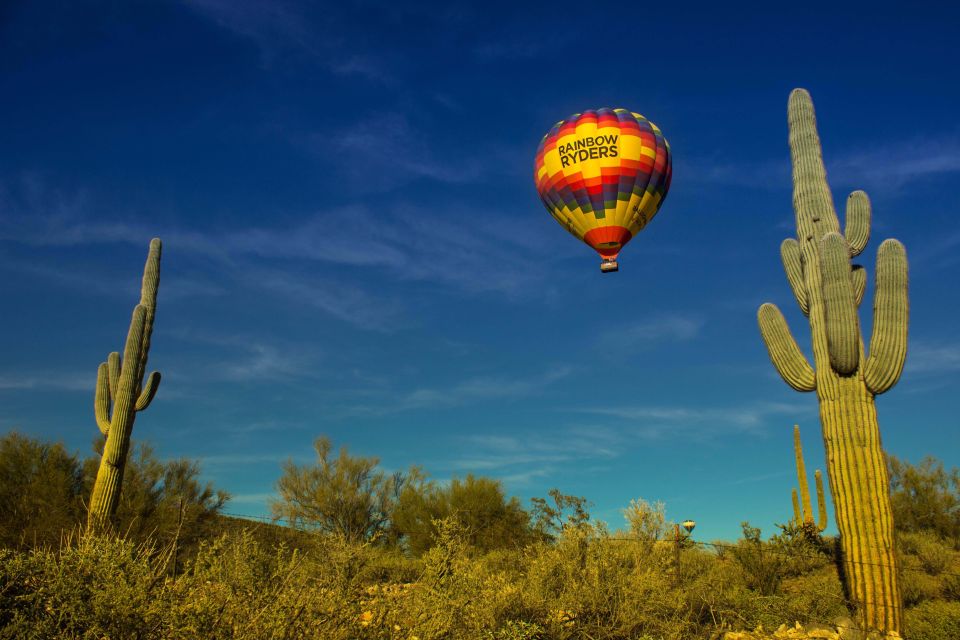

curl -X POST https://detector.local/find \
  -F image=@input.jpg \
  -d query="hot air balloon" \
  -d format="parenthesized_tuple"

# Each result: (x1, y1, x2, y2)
(534, 108, 672, 272)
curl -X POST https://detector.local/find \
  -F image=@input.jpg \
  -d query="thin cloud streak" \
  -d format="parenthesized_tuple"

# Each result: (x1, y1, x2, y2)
(828, 135, 960, 190)
(163, 329, 323, 384)
(594, 314, 704, 353)
(0, 372, 92, 392)
(446, 425, 625, 488)
(1, 179, 567, 306)
(678, 133, 960, 192)
(341, 366, 574, 416)
(575, 401, 814, 439)
(906, 341, 960, 374)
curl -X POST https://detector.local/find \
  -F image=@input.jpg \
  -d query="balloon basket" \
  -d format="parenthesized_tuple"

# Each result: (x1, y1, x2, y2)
(600, 259, 619, 273)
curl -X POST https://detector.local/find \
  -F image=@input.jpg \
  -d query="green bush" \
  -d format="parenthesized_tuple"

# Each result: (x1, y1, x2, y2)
(904, 600, 960, 640)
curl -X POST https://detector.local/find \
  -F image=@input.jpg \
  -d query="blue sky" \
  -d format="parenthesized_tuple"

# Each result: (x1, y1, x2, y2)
(1, 1, 959, 542)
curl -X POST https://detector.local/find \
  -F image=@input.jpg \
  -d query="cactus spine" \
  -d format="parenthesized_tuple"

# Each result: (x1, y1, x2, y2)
(790, 425, 826, 533)
(758, 90, 907, 635)
(87, 238, 162, 532)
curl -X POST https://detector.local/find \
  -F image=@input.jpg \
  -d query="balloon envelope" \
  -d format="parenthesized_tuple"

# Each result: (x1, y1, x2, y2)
(534, 108, 672, 265)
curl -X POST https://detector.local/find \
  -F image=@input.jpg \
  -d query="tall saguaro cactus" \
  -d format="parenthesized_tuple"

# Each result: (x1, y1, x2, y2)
(87, 238, 162, 532)
(758, 90, 907, 635)
(790, 424, 826, 533)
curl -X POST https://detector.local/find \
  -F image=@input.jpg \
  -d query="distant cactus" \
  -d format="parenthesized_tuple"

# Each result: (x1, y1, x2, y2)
(790, 425, 826, 533)
(87, 239, 162, 532)
(758, 90, 906, 635)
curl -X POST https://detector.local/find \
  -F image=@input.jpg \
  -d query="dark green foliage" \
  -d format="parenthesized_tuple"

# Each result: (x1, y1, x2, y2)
(0, 431, 226, 570)
(889, 454, 960, 541)
(530, 488, 592, 539)
(393, 473, 533, 555)
(270, 435, 408, 543)
(730, 523, 784, 596)
(904, 600, 960, 640)
(0, 431, 85, 549)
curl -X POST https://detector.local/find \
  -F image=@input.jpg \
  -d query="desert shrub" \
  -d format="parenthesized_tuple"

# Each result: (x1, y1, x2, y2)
(158, 529, 341, 639)
(775, 567, 848, 626)
(898, 530, 954, 575)
(393, 473, 534, 556)
(481, 619, 547, 640)
(361, 517, 488, 639)
(889, 455, 960, 541)
(523, 523, 692, 639)
(942, 571, 960, 601)
(904, 599, 960, 640)
(898, 530, 960, 606)
(0, 430, 228, 570)
(355, 544, 422, 584)
(730, 523, 786, 596)
(270, 436, 408, 544)
(0, 534, 161, 639)
(0, 431, 85, 549)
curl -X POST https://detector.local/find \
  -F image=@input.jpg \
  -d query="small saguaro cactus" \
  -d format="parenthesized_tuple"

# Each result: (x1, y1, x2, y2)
(87, 238, 162, 532)
(790, 425, 826, 534)
(757, 90, 907, 635)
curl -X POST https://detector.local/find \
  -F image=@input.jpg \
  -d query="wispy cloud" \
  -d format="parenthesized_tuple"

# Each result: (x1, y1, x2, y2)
(679, 133, 960, 193)
(343, 365, 573, 416)
(164, 329, 322, 384)
(446, 425, 624, 488)
(238, 266, 407, 332)
(828, 135, 960, 191)
(594, 314, 703, 354)
(184, 0, 394, 82)
(304, 111, 489, 189)
(574, 401, 813, 440)
(0, 176, 564, 306)
(0, 255, 225, 300)
(199, 452, 307, 468)
(0, 371, 91, 392)
(185, 0, 318, 59)
(906, 341, 960, 375)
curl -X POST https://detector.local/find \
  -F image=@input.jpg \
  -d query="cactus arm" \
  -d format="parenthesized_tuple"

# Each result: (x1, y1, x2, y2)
(792, 488, 801, 526)
(814, 469, 827, 531)
(135, 238, 161, 390)
(781, 239, 809, 315)
(758, 303, 816, 392)
(845, 191, 871, 257)
(820, 233, 861, 375)
(788, 89, 840, 241)
(107, 351, 120, 398)
(94, 362, 111, 435)
(864, 239, 909, 394)
(852, 265, 866, 307)
(135, 371, 161, 411)
(793, 425, 813, 523)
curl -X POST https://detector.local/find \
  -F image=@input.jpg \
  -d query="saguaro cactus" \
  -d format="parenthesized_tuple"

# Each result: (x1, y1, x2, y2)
(758, 90, 907, 635)
(790, 424, 826, 533)
(87, 238, 162, 531)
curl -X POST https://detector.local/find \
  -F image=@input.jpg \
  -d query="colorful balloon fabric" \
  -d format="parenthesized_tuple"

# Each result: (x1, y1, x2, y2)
(534, 108, 672, 266)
